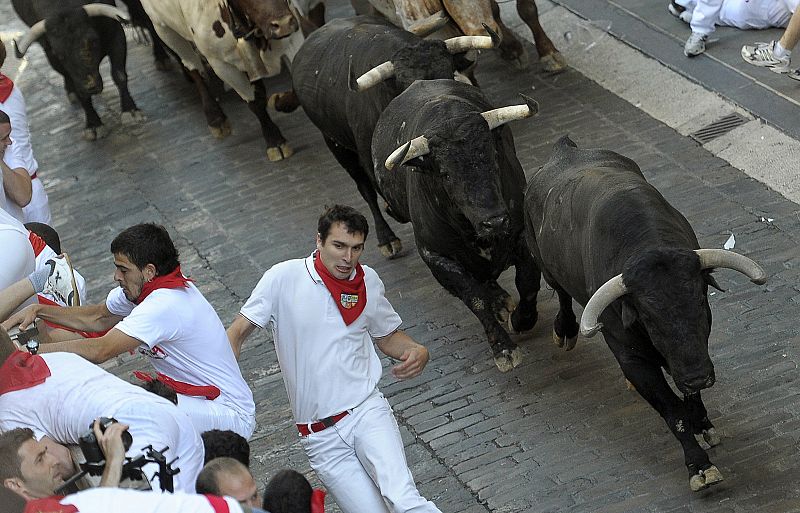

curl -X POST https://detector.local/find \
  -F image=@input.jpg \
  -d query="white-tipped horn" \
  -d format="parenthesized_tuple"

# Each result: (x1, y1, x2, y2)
(14, 20, 47, 58)
(695, 249, 767, 285)
(82, 4, 130, 23)
(354, 61, 396, 92)
(444, 35, 495, 54)
(385, 135, 430, 171)
(580, 274, 627, 337)
(480, 94, 539, 130)
(407, 11, 450, 37)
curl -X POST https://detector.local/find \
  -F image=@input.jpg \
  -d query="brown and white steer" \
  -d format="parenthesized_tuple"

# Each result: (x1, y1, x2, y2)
(366, 0, 565, 72)
(139, 0, 304, 161)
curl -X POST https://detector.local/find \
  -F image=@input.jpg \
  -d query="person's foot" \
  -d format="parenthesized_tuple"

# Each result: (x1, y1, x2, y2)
(668, 2, 693, 23)
(684, 32, 708, 57)
(741, 41, 791, 72)
(787, 68, 800, 81)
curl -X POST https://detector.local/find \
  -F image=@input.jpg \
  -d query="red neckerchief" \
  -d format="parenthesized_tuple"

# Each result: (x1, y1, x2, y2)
(133, 370, 221, 400)
(28, 230, 48, 257)
(203, 495, 230, 513)
(0, 351, 51, 395)
(311, 488, 326, 513)
(135, 266, 192, 304)
(313, 251, 366, 325)
(0, 73, 13, 103)
(24, 496, 77, 513)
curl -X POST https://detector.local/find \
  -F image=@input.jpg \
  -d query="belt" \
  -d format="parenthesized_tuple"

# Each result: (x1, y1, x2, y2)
(297, 411, 349, 436)
(30, 172, 37, 180)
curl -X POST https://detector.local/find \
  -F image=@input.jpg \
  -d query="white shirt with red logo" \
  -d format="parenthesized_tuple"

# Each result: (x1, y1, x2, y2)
(57, 488, 243, 513)
(239, 253, 401, 424)
(106, 283, 255, 421)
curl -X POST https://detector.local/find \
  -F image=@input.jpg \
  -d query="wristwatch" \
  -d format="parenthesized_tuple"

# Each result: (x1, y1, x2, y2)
(25, 339, 39, 355)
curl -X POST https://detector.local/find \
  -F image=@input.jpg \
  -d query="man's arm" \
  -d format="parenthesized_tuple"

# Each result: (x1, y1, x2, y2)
(37, 328, 140, 364)
(1, 160, 32, 207)
(2, 302, 123, 333)
(227, 314, 258, 360)
(375, 329, 430, 380)
(95, 419, 130, 488)
(0, 277, 35, 322)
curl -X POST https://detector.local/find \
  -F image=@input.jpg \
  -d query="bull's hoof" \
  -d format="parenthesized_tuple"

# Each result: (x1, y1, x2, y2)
(689, 465, 724, 492)
(121, 110, 146, 126)
(702, 428, 721, 447)
(67, 92, 79, 104)
(510, 306, 537, 333)
(267, 91, 300, 113)
(209, 119, 232, 139)
(494, 347, 522, 373)
(154, 58, 172, 72)
(266, 143, 293, 162)
(541, 52, 567, 73)
(82, 125, 109, 141)
(378, 239, 403, 259)
(552, 330, 578, 351)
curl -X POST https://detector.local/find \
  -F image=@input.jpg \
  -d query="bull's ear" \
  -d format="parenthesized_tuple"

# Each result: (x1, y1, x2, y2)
(621, 300, 638, 329)
(703, 271, 725, 292)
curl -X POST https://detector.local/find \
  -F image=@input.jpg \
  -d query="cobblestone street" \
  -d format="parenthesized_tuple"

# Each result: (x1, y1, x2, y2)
(2, 1, 800, 511)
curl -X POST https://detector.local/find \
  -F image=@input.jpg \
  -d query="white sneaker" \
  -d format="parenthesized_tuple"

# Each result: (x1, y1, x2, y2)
(787, 69, 800, 81)
(741, 41, 791, 73)
(42, 253, 80, 307)
(684, 32, 708, 57)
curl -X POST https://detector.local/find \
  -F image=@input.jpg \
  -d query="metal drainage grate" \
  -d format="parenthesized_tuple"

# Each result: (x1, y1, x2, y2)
(689, 112, 749, 144)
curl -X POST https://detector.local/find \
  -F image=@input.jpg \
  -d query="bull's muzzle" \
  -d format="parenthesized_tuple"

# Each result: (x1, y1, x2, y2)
(681, 373, 716, 393)
(266, 14, 298, 40)
(476, 214, 510, 241)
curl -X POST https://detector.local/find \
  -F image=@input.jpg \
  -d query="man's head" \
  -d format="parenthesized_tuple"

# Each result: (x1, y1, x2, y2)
(110, 223, 180, 302)
(196, 457, 260, 507)
(0, 429, 73, 500)
(262, 469, 312, 513)
(316, 205, 369, 280)
(25, 223, 62, 254)
(201, 429, 250, 467)
(0, 110, 12, 152)
(0, 38, 6, 69)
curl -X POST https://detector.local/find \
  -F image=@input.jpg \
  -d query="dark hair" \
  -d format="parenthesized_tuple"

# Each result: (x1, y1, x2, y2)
(317, 205, 368, 243)
(0, 110, 9, 125)
(25, 223, 62, 254)
(201, 430, 250, 467)
(262, 469, 313, 513)
(0, 486, 26, 513)
(0, 428, 34, 484)
(0, 39, 6, 69)
(110, 223, 179, 276)
(140, 380, 178, 405)
(195, 457, 249, 496)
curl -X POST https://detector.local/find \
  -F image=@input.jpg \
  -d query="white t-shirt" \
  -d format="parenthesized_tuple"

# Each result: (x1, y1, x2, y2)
(57, 488, 243, 513)
(106, 283, 255, 418)
(0, 162, 25, 222)
(239, 253, 402, 423)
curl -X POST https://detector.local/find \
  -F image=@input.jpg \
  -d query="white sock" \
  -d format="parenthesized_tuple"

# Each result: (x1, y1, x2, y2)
(774, 41, 791, 59)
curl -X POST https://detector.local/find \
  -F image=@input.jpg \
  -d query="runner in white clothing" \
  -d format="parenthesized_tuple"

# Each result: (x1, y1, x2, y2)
(0, 328, 205, 493)
(3, 223, 256, 438)
(227, 205, 441, 513)
(0, 109, 31, 223)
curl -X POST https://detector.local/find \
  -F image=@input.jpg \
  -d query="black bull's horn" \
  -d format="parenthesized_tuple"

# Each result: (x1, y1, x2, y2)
(579, 249, 767, 337)
(384, 94, 539, 171)
(349, 34, 498, 92)
(14, 4, 130, 58)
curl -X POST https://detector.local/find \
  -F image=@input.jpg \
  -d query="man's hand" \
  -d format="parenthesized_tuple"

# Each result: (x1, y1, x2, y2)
(95, 419, 129, 488)
(391, 344, 429, 380)
(1, 304, 40, 331)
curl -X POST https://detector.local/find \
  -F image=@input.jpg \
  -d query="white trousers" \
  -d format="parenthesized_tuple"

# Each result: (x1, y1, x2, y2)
(300, 391, 441, 513)
(22, 177, 52, 225)
(0, 227, 36, 311)
(680, 0, 794, 32)
(114, 401, 205, 493)
(176, 394, 256, 439)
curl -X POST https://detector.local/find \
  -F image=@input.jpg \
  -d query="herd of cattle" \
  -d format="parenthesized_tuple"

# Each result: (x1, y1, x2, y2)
(10, 0, 769, 496)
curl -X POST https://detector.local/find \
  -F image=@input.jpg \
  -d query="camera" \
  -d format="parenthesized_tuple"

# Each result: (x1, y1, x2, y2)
(78, 417, 133, 475)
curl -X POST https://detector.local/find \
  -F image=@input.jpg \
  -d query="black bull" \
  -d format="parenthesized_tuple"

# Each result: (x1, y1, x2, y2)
(371, 79, 541, 372)
(523, 136, 766, 491)
(292, 15, 495, 258)
(12, 0, 143, 140)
